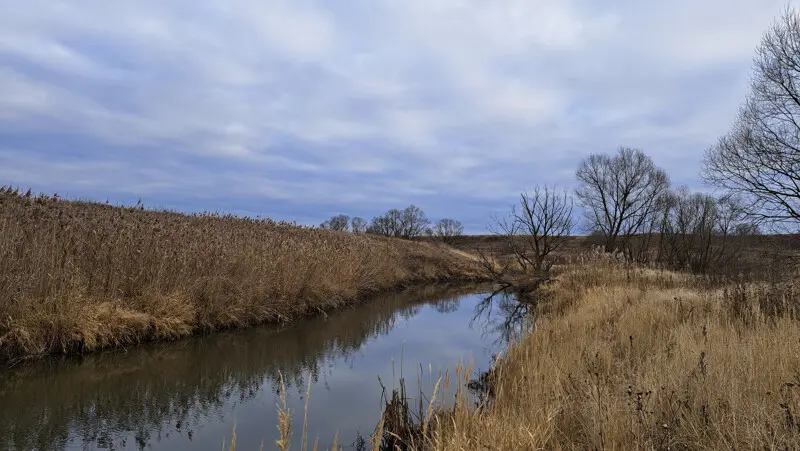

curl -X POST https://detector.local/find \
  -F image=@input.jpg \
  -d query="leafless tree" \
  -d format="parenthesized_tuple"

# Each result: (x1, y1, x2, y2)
(658, 188, 718, 272)
(350, 216, 367, 234)
(429, 218, 464, 243)
(399, 205, 430, 238)
(320, 214, 350, 232)
(657, 188, 750, 272)
(367, 209, 400, 236)
(703, 6, 800, 229)
(367, 205, 430, 239)
(486, 186, 574, 279)
(575, 146, 670, 255)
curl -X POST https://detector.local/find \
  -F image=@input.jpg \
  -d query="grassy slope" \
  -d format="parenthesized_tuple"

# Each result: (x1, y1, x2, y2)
(0, 189, 483, 363)
(426, 252, 800, 450)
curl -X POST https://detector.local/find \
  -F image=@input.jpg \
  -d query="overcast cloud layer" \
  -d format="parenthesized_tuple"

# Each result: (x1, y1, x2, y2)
(0, 0, 794, 232)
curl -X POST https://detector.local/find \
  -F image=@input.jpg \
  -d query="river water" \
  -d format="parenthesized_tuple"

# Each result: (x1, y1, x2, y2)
(0, 284, 530, 451)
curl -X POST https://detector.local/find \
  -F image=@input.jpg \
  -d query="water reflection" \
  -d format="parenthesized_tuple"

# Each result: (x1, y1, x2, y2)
(0, 284, 530, 451)
(470, 289, 535, 347)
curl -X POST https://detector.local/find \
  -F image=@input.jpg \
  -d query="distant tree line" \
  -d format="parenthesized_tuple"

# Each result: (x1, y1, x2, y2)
(318, 205, 464, 242)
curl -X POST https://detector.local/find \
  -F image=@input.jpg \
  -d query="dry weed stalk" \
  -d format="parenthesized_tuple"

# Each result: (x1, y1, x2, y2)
(275, 374, 293, 451)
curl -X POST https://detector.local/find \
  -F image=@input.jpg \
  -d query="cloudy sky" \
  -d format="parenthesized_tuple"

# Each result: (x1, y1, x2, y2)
(0, 1, 793, 232)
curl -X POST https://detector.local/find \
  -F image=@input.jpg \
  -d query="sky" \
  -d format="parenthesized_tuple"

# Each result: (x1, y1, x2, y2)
(0, 0, 794, 233)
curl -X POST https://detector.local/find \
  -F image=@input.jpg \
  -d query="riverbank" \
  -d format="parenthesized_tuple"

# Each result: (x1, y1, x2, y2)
(0, 283, 499, 451)
(0, 189, 484, 364)
(379, 251, 800, 449)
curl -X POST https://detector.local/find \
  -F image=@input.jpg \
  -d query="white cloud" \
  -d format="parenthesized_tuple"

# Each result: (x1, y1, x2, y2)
(246, 2, 338, 60)
(0, 69, 55, 117)
(0, 0, 795, 230)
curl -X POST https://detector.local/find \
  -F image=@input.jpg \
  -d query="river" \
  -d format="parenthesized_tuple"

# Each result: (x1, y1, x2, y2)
(0, 284, 530, 451)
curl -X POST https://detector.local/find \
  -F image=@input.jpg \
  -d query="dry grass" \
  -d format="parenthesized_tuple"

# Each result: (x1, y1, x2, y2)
(416, 252, 800, 450)
(0, 188, 482, 363)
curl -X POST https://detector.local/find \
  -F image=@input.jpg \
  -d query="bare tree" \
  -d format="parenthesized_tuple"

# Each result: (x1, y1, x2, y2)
(486, 186, 574, 278)
(703, 7, 800, 228)
(350, 216, 367, 234)
(429, 218, 464, 243)
(399, 205, 430, 238)
(658, 188, 718, 272)
(367, 205, 430, 239)
(657, 188, 751, 272)
(320, 214, 350, 232)
(575, 147, 670, 254)
(367, 210, 400, 236)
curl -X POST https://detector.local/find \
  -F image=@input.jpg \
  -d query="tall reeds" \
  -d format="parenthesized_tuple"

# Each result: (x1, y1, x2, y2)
(0, 188, 481, 363)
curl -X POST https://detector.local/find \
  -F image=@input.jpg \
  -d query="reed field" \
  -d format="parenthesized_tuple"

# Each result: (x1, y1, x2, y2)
(0, 188, 482, 363)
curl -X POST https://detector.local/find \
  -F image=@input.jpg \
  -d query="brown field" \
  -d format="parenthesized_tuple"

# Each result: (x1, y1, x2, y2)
(419, 234, 593, 258)
(421, 233, 800, 277)
(0, 189, 483, 364)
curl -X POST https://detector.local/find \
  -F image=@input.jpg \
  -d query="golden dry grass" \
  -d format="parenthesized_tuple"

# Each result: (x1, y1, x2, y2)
(0, 188, 482, 363)
(416, 253, 800, 450)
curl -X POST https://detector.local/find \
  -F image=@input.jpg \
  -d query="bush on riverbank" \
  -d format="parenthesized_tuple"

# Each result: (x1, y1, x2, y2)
(0, 188, 483, 363)
(373, 253, 800, 449)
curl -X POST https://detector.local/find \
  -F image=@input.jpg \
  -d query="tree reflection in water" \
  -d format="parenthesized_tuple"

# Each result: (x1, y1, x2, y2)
(465, 288, 537, 409)
(470, 288, 535, 347)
